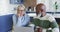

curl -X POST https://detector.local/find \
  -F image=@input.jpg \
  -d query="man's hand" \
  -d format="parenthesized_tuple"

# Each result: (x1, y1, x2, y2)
(36, 26, 42, 32)
(38, 27, 42, 32)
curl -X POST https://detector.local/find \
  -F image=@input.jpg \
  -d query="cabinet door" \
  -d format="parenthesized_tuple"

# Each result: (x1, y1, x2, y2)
(24, 0, 36, 8)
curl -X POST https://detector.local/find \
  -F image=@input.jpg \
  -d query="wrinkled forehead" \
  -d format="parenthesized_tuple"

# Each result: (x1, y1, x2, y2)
(36, 5, 46, 13)
(18, 7, 25, 10)
(37, 5, 46, 10)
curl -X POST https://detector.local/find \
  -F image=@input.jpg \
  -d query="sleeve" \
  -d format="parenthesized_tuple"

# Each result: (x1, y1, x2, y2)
(21, 15, 30, 26)
(50, 20, 59, 28)
(50, 20, 59, 32)
(48, 15, 59, 32)
(12, 15, 17, 26)
(52, 28, 59, 32)
(48, 15, 55, 22)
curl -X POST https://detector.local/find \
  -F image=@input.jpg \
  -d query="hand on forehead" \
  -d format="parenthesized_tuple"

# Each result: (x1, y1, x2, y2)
(36, 3, 46, 12)
(38, 5, 45, 11)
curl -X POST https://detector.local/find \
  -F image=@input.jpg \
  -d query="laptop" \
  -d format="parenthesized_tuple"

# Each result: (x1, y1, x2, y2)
(13, 27, 34, 32)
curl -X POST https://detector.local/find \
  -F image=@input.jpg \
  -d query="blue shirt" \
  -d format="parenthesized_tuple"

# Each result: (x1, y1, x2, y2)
(12, 14, 30, 27)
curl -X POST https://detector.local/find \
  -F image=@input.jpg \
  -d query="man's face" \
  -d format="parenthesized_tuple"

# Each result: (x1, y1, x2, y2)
(17, 7, 25, 15)
(36, 5, 46, 14)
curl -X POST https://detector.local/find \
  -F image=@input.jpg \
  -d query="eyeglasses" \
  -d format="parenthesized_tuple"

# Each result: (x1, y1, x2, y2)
(18, 10, 25, 11)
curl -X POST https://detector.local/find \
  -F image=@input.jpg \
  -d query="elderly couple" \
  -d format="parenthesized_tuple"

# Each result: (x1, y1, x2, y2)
(12, 3, 59, 32)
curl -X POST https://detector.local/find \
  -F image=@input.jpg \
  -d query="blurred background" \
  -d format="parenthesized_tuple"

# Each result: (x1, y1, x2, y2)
(0, 0, 60, 32)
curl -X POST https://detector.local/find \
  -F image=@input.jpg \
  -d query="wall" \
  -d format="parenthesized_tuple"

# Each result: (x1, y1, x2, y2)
(0, 0, 60, 16)
(0, 0, 20, 16)
(0, 0, 10, 16)
(37, 0, 60, 12)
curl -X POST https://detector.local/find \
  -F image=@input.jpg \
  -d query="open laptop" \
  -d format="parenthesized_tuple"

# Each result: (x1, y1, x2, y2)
(13, 27, 34, 32)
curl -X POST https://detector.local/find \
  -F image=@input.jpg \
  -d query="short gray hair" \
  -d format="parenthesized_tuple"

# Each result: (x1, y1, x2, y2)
(17, 4, 25, 10)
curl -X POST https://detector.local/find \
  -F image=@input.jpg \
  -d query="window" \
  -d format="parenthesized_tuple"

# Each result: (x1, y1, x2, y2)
(10, 0, 24, 4)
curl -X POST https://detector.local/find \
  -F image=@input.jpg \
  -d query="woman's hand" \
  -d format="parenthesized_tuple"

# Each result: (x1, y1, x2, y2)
(17, 13, 23, 17)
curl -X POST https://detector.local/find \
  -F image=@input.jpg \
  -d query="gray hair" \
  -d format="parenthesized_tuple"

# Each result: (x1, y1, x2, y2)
(17, 4, 25, 10)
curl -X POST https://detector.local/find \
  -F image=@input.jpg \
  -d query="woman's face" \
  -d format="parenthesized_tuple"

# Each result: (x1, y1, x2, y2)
(17, 7, 25, 15)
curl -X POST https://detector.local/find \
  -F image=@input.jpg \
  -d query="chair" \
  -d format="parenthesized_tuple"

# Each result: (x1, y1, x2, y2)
(0, 14, 13, 32)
